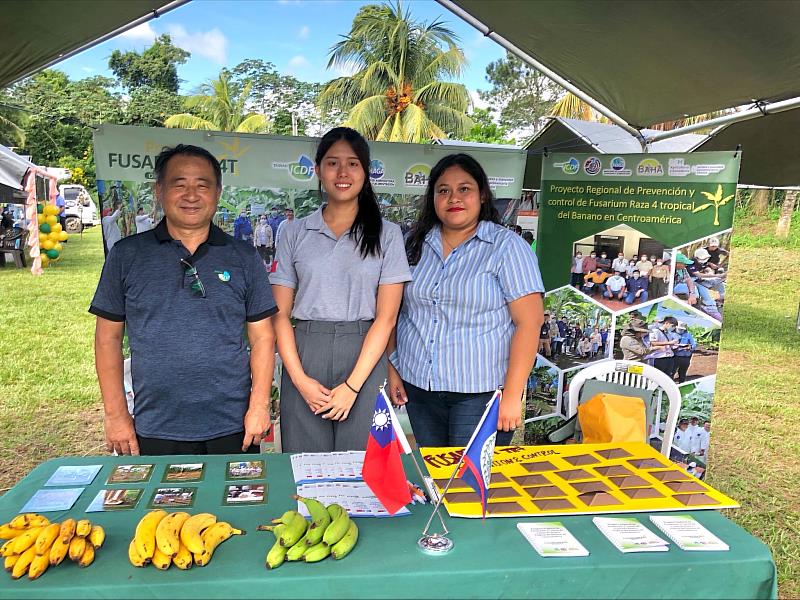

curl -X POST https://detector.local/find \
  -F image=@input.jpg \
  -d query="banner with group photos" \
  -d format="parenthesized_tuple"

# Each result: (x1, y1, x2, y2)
(527, 151, 741, 478)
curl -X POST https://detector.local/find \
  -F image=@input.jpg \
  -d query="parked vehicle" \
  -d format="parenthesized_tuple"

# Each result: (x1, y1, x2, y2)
(60, 184, 100, 233)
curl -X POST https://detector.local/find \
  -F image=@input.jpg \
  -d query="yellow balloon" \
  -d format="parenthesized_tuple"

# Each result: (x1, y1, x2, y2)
(45, 215, 57, 226)
(49, 231, 60, 242)
(58, 231, 69, 241)
(46, 205, 59, 216)
(41, 239, 54, 251)
(37, 214, 46, 224)
(40, 254, 49, 266)
(54, 243, 63, 252)
(51, 223, 62, 233)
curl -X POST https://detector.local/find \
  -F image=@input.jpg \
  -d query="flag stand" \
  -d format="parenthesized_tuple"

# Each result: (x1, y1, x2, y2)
(417, 452, 465, 554)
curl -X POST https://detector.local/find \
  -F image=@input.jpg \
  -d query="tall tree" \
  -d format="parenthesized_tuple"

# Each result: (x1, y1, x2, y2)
(164, 71, 270, 133)
(479, 52, 561, 133)
(0, 93, 27, 147)
(460, 108, 515, 145)
(319, 1, 472, 142)
(109, 34, 189, 93)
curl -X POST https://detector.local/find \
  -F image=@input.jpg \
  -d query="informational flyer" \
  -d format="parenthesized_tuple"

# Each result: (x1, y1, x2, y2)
(290, 452, 365, 483)
(517, 521, 589, 557)
(593, 516, 668, 552)
(650, 515, 729, 551)
(295, 482, 410, 517)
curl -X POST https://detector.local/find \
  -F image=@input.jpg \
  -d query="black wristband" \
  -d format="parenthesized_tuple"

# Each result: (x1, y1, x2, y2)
(345, 380, 360, 394)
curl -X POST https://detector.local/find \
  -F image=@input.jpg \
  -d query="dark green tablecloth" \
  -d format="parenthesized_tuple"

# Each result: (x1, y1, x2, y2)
(0, 454, 776, 599)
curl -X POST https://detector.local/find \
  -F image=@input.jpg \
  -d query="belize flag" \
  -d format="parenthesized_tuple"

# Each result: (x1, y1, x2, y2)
(362, 390, 412, 514)
(456, 390, 501, 518)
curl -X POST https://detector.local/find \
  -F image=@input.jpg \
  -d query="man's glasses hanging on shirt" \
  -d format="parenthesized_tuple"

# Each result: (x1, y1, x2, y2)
(180, 258, 206, 298)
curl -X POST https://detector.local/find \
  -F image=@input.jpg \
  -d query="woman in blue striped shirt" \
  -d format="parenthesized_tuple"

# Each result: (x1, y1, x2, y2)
(388, 154, 545, 446)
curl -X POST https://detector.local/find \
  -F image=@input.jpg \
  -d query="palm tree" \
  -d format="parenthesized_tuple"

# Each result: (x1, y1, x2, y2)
(318, 1, 472, 142)
(0, 95, 27, 147)
(164, 72, 270, 133)
(549, 92, 598, 121)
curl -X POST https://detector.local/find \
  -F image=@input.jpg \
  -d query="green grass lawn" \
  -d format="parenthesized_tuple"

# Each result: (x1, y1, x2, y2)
(1, 217, 799, 596)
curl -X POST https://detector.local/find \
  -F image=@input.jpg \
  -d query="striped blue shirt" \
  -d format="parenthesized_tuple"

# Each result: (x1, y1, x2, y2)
(391, 221, 544, 393)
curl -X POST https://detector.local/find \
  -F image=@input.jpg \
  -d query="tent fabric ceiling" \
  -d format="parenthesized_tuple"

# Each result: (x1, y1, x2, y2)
(452, 0, 800, 128)
(0, 144, 35, 190)
(0, 1, 177, 88)
(693, 108, 800, 187)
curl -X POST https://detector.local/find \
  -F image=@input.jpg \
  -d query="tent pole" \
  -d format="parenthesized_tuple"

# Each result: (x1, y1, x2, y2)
(436, 0, 647, 149)
(644, 96, 800, 143)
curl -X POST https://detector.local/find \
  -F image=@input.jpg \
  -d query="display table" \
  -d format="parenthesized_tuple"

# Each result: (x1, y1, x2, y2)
(0, 453, 776, 599)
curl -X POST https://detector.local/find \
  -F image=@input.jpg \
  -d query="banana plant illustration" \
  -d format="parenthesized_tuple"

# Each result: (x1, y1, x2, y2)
(692, 184, 734, 226)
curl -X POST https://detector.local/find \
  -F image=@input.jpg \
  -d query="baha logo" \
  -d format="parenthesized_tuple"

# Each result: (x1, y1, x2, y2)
(404, 163, 431, 187)
(583, 156, 602, 176)
(272, 154, 316, 181)
(636, 158, 664, 176)
(562, 157, 580, 175)
(610, 157, 626, 171)
(369, 159, 385, 180)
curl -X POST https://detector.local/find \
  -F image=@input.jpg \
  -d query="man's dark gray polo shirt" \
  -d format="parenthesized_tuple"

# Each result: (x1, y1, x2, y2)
(89, 219, 277, 442)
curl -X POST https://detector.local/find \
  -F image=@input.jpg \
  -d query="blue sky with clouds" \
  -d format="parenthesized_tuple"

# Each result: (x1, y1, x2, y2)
(55, 0, 504, 103)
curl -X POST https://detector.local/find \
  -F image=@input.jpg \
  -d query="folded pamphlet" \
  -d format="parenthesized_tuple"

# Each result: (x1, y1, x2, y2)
(593, 516, 669, 553)
(649, 515, 729, 551)
(517, 522, 589, 557)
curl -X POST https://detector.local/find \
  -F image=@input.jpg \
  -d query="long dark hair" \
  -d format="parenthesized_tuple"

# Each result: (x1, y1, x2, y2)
(315, 127, 382, 258)
(405, 153, 500, 265)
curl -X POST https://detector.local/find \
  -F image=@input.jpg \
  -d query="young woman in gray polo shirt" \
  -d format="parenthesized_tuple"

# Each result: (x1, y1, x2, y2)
(270, 128, 411, 452)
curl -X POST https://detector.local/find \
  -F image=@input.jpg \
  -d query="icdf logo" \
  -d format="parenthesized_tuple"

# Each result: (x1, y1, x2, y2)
(288, 154, 315, 181)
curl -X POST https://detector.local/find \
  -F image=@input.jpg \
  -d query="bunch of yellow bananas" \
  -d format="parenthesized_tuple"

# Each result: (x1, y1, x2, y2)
(0, 514, 105, 580)
(128, 511, 244, 570)
(258, 496, 359, 569)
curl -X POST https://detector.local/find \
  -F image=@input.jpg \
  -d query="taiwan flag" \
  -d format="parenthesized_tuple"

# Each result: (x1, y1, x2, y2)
(362, 390, 412, 515)
(457, 390, 501, 518)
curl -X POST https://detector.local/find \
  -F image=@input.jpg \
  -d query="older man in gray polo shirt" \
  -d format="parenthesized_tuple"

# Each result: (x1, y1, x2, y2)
(90, 144, 277, 456)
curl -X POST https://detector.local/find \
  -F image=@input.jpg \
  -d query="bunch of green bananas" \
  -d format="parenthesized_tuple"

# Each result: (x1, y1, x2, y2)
(258, 496, 359, 569)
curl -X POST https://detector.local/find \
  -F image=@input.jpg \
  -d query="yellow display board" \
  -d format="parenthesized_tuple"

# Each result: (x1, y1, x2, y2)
(421, 442, 738, 518)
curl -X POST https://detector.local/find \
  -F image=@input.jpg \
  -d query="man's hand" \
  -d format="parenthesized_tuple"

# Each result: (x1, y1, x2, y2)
(497, 395, 522, 433)
(316, 384, 358, 421)
(243, 404, 270, 451)
(105, 412, 139, 455)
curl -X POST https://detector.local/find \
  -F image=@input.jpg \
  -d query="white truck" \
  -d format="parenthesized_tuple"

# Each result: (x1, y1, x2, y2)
(60, 184, 100, 233)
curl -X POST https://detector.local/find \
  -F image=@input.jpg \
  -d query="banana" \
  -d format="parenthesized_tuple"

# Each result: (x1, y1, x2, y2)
(88, 525, 106, 549)
(331, 520, 359, 560)
(134, 510, 167, 560)
(128, 539, 149, 567)
(151, 546, 172, 570)
(11, 546, 36, 580)
(285, 533, 311, 561)
(172, 542, 193, 570)
(4, 554, 19, 572)
(294, 495, 331, 545)
(75, 519, 92, 538)
(278, 512, 308, 548)
(9, 526, 44, 555)
(156, 511, 190, 557)
(68, 535, 86, 562)
(326, 503, 344, 521)
(193, 522, 244, 566)
(78, 543, 95, 568)
(179, 513, 217, 555)
(34, 523, 61, 555)
(271, 510, 297, 526)
(322, 505, 351, 546)
(28, 552, 50, 580)
(59, 519, 76, 542)
(49, 536, 70, 566)
(0, 525, 25, 540)
(10, 514, 49, 529)
(0, 539, 17, 557)
(265, 525, 287, 570)
(302, 541, 331, 563)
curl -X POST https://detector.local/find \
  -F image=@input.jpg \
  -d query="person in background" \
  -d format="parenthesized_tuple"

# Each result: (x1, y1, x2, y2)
(521, 230, 534, 248)
(267, 205, 285, 239)
(582, 250, 598, 275)
(590, 328, 602, 357)
(101, 204, 123, 252)
(233, 210, 253, 242)
(548, 314, 561, 358)
(134, 206, 154, 234)
(671, 321, 697, 383)
(649, 255, 670, 298)
(582, 267, 610, 297)
(274, 207, 295, 248)
(687, 416, 702, 451)
(674, 252, 722, 321)
(611, 251, 628, 275)
(272, 128, 411, 452)
(603, 270, 627, 301)
(55, 191, 66, 231)
(389, 152, 544, 447)
(600, 326, 609, 355)
(577, 335, 592, 358)
(570, 250, 585, 288)
(624, 269, 649, 304)
(693, 247, 726, 306)
(648, 316, 679, 375)
(539, 313, 552, 357)
(673, 419, 693, 453)
(697, 421, 711, 456)
(636, 254, 654, 280)
(596, 251, 611, 273)
(626, 254, 639, 277)
(570, 322, 583, 353)
(703, 237, 729, 270)
(514, 224, 523, 236)
(554, 316, 568, 358)
(562, 317, 573, 353)
(254, 214, 273, 266)
(0, 205, 14, 232)
(91, 144, 277, 455)
(619, 322, 650, 361)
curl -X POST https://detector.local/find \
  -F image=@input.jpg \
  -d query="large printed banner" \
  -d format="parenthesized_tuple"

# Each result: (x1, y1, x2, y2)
(92, 125, 525, 244)
(528, 152, 741, 478)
